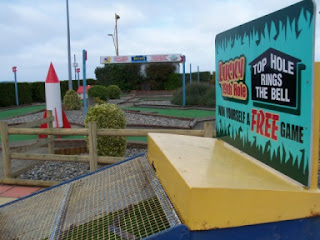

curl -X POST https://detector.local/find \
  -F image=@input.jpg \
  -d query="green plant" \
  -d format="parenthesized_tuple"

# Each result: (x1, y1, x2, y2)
(164, 73, 181, 90)
(145, 63, 176, 90)
(107, 85, 121, 99)
(30, 82, 45, 102)
(93, 97, 105, 105)
(85, 103, 126, 156)
(88, 85, 109, 101)
(171, 83, 215, 106)
(95, 64, 142, 91)
(63, 90, 81, 110)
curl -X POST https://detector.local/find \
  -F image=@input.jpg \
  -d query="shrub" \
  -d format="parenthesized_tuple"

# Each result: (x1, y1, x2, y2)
(107, 85, 121, 99)
(88, 85, 109, 101)
(18, 83, 32, 105)
(84, 103, 126, 156)
(63, 90, 81, 110)
(93, 97, 105, 105)
(164, 73, 181, 90)
(0, 83, 15, 107)
(95, 64, 142, 91)
(145, 63, 176, 90)
(171, 83, 215, 106)
(30, 82, 45, 102)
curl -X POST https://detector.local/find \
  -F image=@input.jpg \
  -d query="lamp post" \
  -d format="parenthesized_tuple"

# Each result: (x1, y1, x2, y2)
(115, 13, 120, 56)
(66, 0, 72, 90)
(108, 33, 117, 55)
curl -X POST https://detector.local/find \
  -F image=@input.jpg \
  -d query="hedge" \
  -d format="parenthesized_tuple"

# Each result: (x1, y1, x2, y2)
(0, 79, 97, 107)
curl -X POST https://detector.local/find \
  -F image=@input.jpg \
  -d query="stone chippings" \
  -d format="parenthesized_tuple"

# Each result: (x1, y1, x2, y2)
(7, 110, 191, 128)
(19, 148, 147, 182)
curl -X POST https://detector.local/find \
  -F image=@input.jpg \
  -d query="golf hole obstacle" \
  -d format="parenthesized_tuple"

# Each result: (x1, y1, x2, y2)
(1, 1, 320, 239)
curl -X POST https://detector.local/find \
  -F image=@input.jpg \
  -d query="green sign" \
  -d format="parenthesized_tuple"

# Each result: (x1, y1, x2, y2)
(215, 0, 316, 186)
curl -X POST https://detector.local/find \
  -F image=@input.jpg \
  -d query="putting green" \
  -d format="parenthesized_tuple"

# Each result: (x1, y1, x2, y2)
(0, 105, 46, 120)
(123, 107, 215, 119)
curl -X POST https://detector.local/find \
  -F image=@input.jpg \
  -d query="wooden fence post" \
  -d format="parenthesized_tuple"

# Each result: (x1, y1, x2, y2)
(203, 121, 213, 138)
(47, 110, 54, 154)
(88, 121, 98, 171)
(0, 121, 11, 178)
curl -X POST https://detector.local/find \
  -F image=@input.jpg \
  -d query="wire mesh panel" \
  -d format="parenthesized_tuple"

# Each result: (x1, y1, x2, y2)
(0, 156, 181, 239)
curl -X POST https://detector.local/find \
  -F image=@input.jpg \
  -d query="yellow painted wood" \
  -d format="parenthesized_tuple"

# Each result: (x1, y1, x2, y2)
(311, 62, 320, 189)
(147, 133, 320, 231)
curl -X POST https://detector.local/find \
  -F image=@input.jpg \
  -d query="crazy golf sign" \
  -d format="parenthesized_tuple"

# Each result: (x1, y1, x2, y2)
(215, 0, 316, 186)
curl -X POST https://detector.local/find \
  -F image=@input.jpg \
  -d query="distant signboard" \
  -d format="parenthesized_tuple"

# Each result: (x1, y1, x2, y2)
(100, 54, 183, 64)
(12, 66, 17, 72)
(215, 0, 316, 186)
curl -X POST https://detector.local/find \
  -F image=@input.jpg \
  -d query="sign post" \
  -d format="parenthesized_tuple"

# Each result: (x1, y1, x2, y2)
(12, 66, 19, 106)
(215, 0, 316, 187)
(82, 49, 87, 116)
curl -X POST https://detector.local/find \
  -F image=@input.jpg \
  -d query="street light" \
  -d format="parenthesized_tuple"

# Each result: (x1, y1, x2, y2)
(66, 0, 72, 90)
(115, 13, 120, 56)
(108, 33, 117, 55)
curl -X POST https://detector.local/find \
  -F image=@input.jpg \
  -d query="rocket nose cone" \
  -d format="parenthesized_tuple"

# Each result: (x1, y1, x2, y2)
(46, 63, 60, 83)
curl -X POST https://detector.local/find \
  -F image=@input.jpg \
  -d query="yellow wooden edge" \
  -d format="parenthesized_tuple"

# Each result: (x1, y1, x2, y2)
(147, 133, 320, 231)
(311, 62, 320, 189)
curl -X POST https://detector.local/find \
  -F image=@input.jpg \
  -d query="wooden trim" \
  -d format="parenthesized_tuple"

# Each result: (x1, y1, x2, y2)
(13, 138, 55, 153)
(47, 110, 55, 154)
(0, 178, 59, 187)
(15, 116, 54, 128)
(0, 122, 11, 178)
(88, 122, 98, 171)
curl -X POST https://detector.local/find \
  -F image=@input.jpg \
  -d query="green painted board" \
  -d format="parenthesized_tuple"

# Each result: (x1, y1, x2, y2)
(215, 1, 316, 186)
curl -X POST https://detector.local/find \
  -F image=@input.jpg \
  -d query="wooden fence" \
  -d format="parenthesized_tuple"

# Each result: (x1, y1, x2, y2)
(0, 112, 213, 187)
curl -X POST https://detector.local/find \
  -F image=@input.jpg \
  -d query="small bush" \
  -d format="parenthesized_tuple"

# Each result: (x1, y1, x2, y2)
(63, 90, 81, 110)
(171, 83, 215, 106)
(93, 97, 105, 105)
(107, 85, 121, 99)
(88, 85, 109, 101)
(85, 103, 126, 156)
(164, 73, 181, 90)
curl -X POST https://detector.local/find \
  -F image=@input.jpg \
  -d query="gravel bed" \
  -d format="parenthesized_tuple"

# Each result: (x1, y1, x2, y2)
(18, 147, 146, 181)
(138, 100, 176, 106)
(6, 109, 192, 128)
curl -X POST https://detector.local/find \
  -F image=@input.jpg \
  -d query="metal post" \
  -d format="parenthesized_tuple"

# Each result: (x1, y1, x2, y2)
(115, 13, 120, 56)
(83, 49, 87, 116)
(190, 63, 192, 84)
(14, 71, 19, 106)
(182, 55, 186, 107)
(66, 0, 72, 90)
(197, 66, 200, 83)
(73, 54, 77, 84)
(77, 70, 80, 88)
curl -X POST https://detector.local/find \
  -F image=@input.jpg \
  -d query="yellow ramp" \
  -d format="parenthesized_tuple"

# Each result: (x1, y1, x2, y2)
(148, 133, 320, 231)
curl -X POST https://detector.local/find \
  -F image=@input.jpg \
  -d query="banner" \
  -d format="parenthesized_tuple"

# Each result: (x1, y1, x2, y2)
(100, 54, 183, 64)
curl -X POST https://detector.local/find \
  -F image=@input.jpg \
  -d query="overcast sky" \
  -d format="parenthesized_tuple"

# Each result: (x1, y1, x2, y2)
(0, 0, 319, 83)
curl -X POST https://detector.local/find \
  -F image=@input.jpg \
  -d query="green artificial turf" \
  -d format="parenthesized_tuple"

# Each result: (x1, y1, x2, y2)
(60, 197, 170, 240)
(123, 107, 215, 119)
(0, 105, 46, 120)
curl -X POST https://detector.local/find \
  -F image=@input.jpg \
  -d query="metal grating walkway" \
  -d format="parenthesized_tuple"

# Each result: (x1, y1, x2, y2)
(0, 155, 181, 239)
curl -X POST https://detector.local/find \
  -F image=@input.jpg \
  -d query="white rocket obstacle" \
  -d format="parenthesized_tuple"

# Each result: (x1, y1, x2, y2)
(40, 63, 70, 138)
(45, 63, 63, 127)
